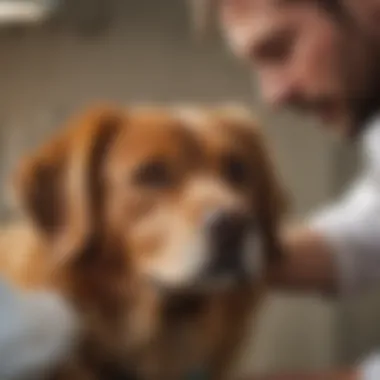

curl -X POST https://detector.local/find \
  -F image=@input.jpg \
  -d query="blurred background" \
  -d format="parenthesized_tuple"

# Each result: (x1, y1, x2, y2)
(0, 0, 379, 376)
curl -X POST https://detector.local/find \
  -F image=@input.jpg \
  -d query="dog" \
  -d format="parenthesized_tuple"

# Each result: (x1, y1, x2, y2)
(0, 104, 287, 380)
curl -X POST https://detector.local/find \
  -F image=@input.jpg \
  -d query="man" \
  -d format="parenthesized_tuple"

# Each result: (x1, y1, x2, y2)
(193, 0, 380, 379)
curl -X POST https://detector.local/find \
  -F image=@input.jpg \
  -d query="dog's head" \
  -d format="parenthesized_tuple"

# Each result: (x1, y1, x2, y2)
(14, 105, 287, 293)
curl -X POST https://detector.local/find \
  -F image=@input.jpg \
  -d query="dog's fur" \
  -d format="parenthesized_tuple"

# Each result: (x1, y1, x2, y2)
(0, 105, 287, 380)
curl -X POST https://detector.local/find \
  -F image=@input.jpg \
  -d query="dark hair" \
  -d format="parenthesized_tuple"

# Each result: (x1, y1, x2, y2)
(190, 0, 348, 35)
(280, 0, 348, 20)
(315, 0, 350, 20)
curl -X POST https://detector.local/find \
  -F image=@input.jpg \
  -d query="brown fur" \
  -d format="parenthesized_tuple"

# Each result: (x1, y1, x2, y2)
(0, 105, 287, 380)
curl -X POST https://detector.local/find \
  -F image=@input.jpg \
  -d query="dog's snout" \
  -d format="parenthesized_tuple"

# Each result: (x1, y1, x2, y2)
(207, 210, 247, 248)
(205, 210, 250, 276)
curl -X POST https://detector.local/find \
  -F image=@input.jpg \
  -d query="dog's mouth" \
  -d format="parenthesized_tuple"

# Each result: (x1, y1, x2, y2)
(163, 292, 208, 322)
(206, 244, 247, 278)
(198, 228, 257, 289)
(149, 249, 251, 296)
(144, 228, 260, 295)
(147, 269, 247, 297)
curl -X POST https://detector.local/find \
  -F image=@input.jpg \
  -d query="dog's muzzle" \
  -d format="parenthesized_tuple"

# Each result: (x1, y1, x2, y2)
(204, 209, 252, 280)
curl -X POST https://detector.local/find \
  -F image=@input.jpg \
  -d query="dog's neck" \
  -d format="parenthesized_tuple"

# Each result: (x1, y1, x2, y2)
(65, 238, 208, 321)
(163, 293, 207, 322)
(57, 241, 217, 379)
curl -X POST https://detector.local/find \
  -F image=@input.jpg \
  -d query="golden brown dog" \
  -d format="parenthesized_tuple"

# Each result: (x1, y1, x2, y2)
(0, 105, 287, 380)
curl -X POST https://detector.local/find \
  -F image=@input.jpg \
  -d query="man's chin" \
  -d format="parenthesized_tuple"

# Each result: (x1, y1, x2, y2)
(336, 116, 360, 140)
(317, 111, 354, 138)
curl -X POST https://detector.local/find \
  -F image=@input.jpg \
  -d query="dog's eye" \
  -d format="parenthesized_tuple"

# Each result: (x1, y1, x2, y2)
(221, 154, 249, 186)
(133, 160, 173, 188)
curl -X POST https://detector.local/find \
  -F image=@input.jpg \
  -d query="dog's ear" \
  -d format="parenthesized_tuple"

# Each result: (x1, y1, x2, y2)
(219, 106, 289, 262)
(14, 106, 123, 265)
(249, 127, 288, 218)
(247, 125, 289, 262)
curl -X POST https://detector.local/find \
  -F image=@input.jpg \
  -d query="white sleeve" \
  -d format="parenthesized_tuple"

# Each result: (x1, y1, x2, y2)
(359, 352, 380, 380)
(309, 175, 380, 295)
(0, 279, 78, 380)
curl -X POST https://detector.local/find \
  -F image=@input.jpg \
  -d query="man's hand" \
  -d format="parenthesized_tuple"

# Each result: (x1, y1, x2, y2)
(268, 226, 338, 294)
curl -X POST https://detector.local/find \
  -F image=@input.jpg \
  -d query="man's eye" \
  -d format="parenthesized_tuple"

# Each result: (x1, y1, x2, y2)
(267, 40, 290, 61)
(133, 160, 173, 188)
(253, 30, 295, 63)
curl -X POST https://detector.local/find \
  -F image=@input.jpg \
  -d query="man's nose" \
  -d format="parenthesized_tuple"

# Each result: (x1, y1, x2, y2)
(261, 73, 301, 109)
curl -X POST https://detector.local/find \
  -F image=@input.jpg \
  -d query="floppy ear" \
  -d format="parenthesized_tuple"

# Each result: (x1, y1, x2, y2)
(13, 106, 123, 265)
(248, 125, 289, 262)
(220, 106, 289, 262)
(216, 106, 289, 261)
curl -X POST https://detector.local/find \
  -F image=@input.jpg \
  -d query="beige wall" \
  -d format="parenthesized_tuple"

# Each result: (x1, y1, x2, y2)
(0, 0, 353, 375)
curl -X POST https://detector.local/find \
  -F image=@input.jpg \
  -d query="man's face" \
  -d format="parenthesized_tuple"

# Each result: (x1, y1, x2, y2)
(220, 0, 380, 136)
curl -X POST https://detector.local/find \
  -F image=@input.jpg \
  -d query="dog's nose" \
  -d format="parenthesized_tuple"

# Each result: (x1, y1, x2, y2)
(206, 210, 249, 272)
(208, 211, 247, 247)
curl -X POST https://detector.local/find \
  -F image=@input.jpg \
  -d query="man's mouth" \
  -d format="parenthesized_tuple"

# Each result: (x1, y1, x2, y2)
(290, 98, 339, 124)
(318, 103, 340, 124)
